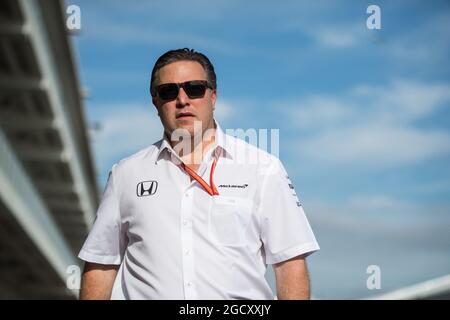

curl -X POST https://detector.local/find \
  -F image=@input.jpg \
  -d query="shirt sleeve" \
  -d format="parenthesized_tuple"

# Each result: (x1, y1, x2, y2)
(78, 164, 126, 265)
(258, 158, 319, 265)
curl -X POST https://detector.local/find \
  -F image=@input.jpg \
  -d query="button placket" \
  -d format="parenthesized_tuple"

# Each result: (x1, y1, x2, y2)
(180, 187, 197, 299)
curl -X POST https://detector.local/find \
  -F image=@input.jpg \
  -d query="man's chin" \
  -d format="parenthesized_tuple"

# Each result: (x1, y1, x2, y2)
(171, 124, 196, 139)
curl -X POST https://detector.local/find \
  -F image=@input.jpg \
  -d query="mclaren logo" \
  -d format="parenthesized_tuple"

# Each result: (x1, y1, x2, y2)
(136, 181, 158, 197)
(218, 184, 248, 189)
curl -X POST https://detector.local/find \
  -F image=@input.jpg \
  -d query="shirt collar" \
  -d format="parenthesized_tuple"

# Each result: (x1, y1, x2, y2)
(155, 119, 234, 164)
(214, 120, 234, 159)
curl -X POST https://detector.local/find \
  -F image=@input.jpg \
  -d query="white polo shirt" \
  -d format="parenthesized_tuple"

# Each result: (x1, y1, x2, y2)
(78, 122, 319, 300)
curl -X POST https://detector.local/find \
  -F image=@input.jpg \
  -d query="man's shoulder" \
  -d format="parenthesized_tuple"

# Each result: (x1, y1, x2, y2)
(112, 140, 162, 171)
(224, 133, 281, 168)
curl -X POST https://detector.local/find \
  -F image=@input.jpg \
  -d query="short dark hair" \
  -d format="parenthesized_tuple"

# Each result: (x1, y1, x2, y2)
(150, 48, 217, 97)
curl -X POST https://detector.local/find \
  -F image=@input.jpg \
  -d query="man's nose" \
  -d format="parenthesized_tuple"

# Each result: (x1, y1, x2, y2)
(176, 87, 190, 107)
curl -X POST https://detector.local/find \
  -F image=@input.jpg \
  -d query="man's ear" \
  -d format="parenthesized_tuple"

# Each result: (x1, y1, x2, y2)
(211, 89, 217, 111)
(152, 97, 161, 116)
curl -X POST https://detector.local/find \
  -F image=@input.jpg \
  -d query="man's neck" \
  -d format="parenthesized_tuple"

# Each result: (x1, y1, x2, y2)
(168, 126, 216, 171)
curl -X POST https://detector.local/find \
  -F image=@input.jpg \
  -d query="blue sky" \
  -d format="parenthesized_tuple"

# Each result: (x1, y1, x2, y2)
(67, 0, 450, 299)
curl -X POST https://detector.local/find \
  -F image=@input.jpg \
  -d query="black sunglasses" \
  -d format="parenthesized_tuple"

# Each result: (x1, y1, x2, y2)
(153, 80, 213, 101)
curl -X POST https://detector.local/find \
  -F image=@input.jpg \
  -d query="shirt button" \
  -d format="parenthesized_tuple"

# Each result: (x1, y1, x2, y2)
(186, 282, 192, 287)
(185, 250, 190, 255)
(183, 220, 192, 228)
(185, 193, 189, 197)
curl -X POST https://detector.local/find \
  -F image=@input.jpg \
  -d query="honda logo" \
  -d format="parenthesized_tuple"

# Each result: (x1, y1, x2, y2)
(136, 180, 158, 197)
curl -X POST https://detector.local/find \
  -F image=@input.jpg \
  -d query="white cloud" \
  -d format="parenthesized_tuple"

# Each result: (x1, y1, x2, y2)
(351, 81, 450, 123)
(214, 99, 234, 122)
(286, 96, 355, 130)
(400, 179, 450, 196)
(308, 196, 450, 234)
(385, 12, 450, 66)
(307, 24, 364, 49)
(301, 125, 450, 167)
(284, 80, 450, 169)
(347, 194, 410, 212)
(82, 0, 239, 22)
(306, 197, 450, 299)
(87, 103, 162, 176)
(79, 8, 248, 55)
(276, 10, 450, 71)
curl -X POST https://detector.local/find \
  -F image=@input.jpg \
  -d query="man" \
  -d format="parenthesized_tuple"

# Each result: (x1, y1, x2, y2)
(78, 48, 319, 300)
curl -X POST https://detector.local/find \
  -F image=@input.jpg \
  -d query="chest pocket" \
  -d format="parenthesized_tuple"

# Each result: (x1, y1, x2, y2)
(208, 196, 253, 247)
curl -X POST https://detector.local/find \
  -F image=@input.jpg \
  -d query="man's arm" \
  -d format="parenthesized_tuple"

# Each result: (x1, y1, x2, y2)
(79, 262, 119, 300)
(273, 255, 310, 300)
